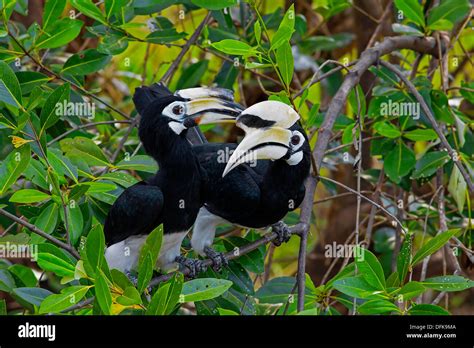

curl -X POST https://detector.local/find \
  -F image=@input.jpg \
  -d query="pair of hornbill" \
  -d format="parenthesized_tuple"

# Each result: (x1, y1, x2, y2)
(104, 83, 311, 277)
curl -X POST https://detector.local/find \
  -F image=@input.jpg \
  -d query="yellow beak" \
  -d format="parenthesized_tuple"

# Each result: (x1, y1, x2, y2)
(222, 127, 291, 177)
(185, 98, 243, 124)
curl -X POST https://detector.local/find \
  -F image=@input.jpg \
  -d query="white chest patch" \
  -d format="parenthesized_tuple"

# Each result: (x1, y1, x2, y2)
(105, 231, 188, 273)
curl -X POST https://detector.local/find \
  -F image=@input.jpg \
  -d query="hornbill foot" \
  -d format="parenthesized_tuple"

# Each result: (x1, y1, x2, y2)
(126, 271, 152, 296)
(175, 256, 207, 279)
(125, 271, 138, 286)
(204, 246, 229, 272)
(271, 221, 292, 246)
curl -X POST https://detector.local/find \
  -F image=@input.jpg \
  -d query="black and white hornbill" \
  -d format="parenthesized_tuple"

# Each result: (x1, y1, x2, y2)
(190, 101, 311, 267)
(104, 83, 241, 276)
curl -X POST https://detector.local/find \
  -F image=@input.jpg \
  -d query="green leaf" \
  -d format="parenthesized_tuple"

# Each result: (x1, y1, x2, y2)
(39, 83, 70, 134)
(105, 0, 128, 19)
(397, 234, 412, 283)
(0, 0, 17, 21)
(161, 273, 184, 315)
(422, 275, 474, 292)
(60, 137, 109, 167)
(95, 272, 112, 314)
(115, 155, 156, 173)
(448, 165, 467, 213)
(374, 121, 401, 138)
(411, 151, 450, 179)
(226, 261, 254, 295)
(37, 252, 76, 277)
(348, 84, 366, 116)
(146, 273, 184, 315)
(70, 0, 106, 24)
(394, 0, 425, 27)
(62, 49, 112, 75)
(39, 285, 90, 314)
(427, 0, 471, 31)
(36, 18, 83, 49)
(391, 23, 424, 36)
(85, 224, 105, 276)
(0, 60, 22, 108)
(10, 189, 51, 203)
(411, 229, 459, 266)
(223, 237, 264, 274)
(138, 225, 163, 268)
(12, 287, 53, 307)
(358, 299, 400, 314)
(333, 276, 384, 299)
(43, 0, 66, 29)
(211, 39, 256, 56)
(355, 246, 386, 290)
(369, 65, 400, 86)
(116, 286, 142, 306)
(218, 308, 238, 315)
(9, 264, 37, 287)
(111, 269, 134, 290)
(47, 150, 78, 183)
(0, 299, 6, 314)
(271, 4, 295, 50)
(98, 34, 128, 55)
(384, 141, 415, 183)
(31, 204, 58, 244)
(181, 278, 233, 302)
(0, 269, 15, 292)
(190, 0, 237, 10)
(137, 252, 153, 294)
(16, 71, 50, 94)
(63, 203, 84, 246)
(403, 128, 438, 141)
(98, 172, 138, 188)
(175, 60, 209, 90)
(146, 28, 187, 44)
(0, 144, 31, 195)
(254, 21, 261, 44)
(398, 281, 426, 300)
(408, 304, 449, 315)
(275, 42, 294, 87)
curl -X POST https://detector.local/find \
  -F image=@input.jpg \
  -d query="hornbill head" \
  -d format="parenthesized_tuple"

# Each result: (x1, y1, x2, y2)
(222, 101, 308, 177)
(133, 83, 243, 136)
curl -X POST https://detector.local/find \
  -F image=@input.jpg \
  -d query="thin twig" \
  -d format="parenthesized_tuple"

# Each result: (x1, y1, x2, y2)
(0, 208, 80, 259)
(379, 60, 474, 193)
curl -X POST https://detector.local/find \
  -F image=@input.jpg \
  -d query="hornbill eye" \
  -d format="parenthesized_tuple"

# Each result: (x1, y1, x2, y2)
(172, 104, 184, 115)
(291, 134, 300, 145)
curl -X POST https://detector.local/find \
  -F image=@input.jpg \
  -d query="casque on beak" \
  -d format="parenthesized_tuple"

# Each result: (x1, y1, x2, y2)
(185, 97, 243, 125)
(222, 127, 292, 177)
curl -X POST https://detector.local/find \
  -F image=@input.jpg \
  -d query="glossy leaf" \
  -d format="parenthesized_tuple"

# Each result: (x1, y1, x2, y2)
(181, 278, 232, 302)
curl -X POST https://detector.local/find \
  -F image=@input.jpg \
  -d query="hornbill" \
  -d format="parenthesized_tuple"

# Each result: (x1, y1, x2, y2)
(104, 83, 241, 276)
(190, 101, 311, 268)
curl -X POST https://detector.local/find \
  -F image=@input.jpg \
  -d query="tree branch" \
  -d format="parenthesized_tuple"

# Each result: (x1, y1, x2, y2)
(0, 208, 80, 259)
(293, 35, 445, 311)
(149, 223, 307, 288)
(379, 60, 474, 193)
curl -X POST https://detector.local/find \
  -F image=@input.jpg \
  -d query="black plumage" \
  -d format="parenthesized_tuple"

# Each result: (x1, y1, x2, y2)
(193, 130, 310, 228)
(104, 83, 239, 275)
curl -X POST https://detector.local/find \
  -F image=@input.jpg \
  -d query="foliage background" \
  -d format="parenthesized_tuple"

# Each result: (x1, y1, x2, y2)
(0, 0, 473, 315)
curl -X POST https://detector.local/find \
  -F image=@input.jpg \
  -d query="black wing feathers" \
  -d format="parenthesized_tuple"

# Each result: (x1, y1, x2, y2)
(104, 181, 164, 245)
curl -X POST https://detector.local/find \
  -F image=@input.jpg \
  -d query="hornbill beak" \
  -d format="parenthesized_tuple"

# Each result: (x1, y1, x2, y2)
(222, 126, 292, 177)
(175, 87, 243, 125)
(185, 97, 243, 125)
(221, 100, 303, 177)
